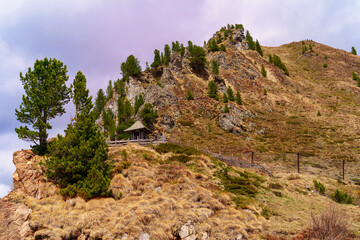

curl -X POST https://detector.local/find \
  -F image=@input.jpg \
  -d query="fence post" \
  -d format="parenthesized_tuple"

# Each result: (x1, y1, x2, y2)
(297, 152, 300, 173)
(342, 160, 345, 180)
(251, 152, 254, 167)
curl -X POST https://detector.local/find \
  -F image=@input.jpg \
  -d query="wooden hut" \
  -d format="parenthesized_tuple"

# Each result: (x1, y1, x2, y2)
(124, 120, 151, 140)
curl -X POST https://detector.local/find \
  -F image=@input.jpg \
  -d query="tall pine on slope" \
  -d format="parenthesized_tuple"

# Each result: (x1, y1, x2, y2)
(246, 30, 255, 50)
(46, 72, 112, 200)
(15, 57, 70, 155)
(255, 40, 263, 57)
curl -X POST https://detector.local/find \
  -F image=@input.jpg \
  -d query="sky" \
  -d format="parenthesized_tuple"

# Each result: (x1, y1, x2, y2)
(1, 0, 360, 197)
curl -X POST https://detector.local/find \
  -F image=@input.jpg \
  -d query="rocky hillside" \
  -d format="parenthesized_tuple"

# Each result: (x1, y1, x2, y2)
(100, 27, 360, 179)
(1, 143, 360, 239)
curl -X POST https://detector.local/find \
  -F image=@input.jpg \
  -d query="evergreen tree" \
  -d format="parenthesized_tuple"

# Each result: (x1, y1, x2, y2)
(246, 30, 255, 50)
(235, 24, 244, 30)
(189, 45, 207, 74)
(255, 40, 263, 57)
(223, 93, 228, 103)
(171, 41, 181, 52)
(117, 97, 133, 123)
(224, 104, 229, 113)
(188, 41, 194, 54)
(71, 71, 92, 115)
(270, 54, 289, 76)
(351, 46, 357, 55)
(261, 64, 267, 77)
(302, 45, 308, 54)
(114, 79, 125, 97)
(211, 60, 219, 75)
(140, 103, 158, 128)
(180, 44, 185, 57)
(224, 29, 228, 38)
(121, 55, 142, 81)
(352, 71, 359, 81)
(268, 54, 273, 64)
(208, 80, 218, 99)
(209, 39, 219, 52)
(220, 44, 226, 52)
(164, 44, 171, 65)
(236, 91, 243, 105)
(227, 86, 235, 101)
(45, 72, 111, 200)
(15, 57, 70, 155)
(186, 89, 194, 100)
(106, 80, 113, 100)
(151, 49, 162, 68)
(102, 109, 116, 140)
(217, 33, 222, 44)
(92, 89, 106, 120)
(309, 44, 313, 52)
(134, 93, 145, 115)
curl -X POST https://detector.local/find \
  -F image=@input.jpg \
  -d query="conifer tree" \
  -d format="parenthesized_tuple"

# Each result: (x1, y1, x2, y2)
(46, 71, 111, 200)
(180, 44, 185, 57)
(261, 64, 267, 77)
(151, 49, 162, 68)
(269, 54, 273, 64)
(103, 109, 116, 140)
(92, 89, 106, 120)
(236, 91, 243, 105)
(217, 33, 222, 44)
(188, 41, 194, 54)
(208, 80, 218, 99)
(114, 79, 125, 97)
(186, 89, 194, 100)
(134, 93, 144, 114)
(140, 103, 158, 128)
(223, 93, 228, 103)
(220, 44, 226, 52)
(211, 60, 219, 75)
(352, 71, 358, 81)
(189, 45, 207, 74)
(246, 30, 255, 50)
(227, 86, 235, 101)
(71, 71, 92, 115)
(224, 104, 229, 113)
(15, 57, 70, 155)
(209, 39, 219, 52)
(351, 46, 357, 55)
(255, 40, 263, 57)
(106, 80, 113, 100)
(121, 55, 142, 81)
(164, 44, 171, 65)
(171, 41, 180, 52)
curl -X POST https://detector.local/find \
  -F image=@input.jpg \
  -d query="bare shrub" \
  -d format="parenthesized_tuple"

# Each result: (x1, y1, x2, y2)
(310, 204, 352, 240)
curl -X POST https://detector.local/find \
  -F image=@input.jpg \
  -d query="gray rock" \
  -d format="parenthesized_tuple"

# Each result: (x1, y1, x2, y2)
(214, 76, 227, 94)
(138, 232, 149, 240)
(219, 113, 245, 134)
(178, 220, 196, 240)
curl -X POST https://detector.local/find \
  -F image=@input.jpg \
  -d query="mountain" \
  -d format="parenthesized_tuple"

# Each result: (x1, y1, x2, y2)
(1, 25, 360, 239)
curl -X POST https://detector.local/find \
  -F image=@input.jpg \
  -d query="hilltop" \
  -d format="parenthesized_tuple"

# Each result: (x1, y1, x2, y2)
(1, 25, 360, 239)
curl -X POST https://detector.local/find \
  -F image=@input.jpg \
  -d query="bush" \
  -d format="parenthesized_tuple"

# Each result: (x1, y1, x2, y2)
(208, 80, 218, 99)
(155, 143, 201, 155)
(208, 39, 219, 52)
(323, 63, 328, 68)
(263, 89, 267, 95)
(236, 91, 242, 105)
(351, 46, 357, 55)
(317, 111, 322, 116)
(331, 190, 353, 204)
(211, 60, 219, 75)
(223, 104, 229, 113)
(313, 180, 326, 195)
(269, 54, 289, 76)
(310, 205, 352, 239)
(220, 44, 226, 52)
(352, 71, 359, 81)
(186, 89, 194, 100)
(261, 64, 267, 77)
(223, 93, 228, 103)
(227, 86, 235, 101)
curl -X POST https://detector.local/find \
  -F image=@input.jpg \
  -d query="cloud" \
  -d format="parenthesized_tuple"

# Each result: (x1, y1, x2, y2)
(0, 184, 11, 198)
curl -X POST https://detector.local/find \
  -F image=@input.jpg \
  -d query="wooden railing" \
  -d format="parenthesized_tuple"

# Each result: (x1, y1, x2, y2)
(107, 138, 167, 147)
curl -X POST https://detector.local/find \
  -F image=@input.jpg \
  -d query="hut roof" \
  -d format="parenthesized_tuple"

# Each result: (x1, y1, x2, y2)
(124, 120, 150, 132)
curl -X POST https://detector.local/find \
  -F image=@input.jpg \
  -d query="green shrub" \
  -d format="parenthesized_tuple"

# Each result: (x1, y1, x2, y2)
(223, 93, 228, 103)
(227, 86, 235, 101)
(263, 89, 267, 95)
(236, 91, 242, 105)
(352, 71, 359, 81)
(324, 55, 328, 59)
(351, 46, 357, 55)
(140, 103, 158, 128)
(189, 45, 207, 74)
(208, 39, 219, 52)
(331, 190, 353, 204)
(208, 80, 218, 99)
(220, 44, 226, 52)
(113, 161, 132, 174)
(317, 111, 322, 116)
(186, 89, 194, 100)
(323, 63, 328, 68)
(269, 54, 289, 76)
(211, 60, 219, 75)
(155, 143, 201, 155)
(223, 104, 229, 113)
(313, 180, 326, 195)
(261, 64, 267, 77)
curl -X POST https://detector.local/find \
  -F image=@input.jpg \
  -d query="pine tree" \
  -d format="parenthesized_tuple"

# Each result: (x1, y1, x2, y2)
(220, 44, 226, 52)
(186, 89, 194, 100)
(211, 60, 219, 75)
(217, 33, 222, 44)
(261, 64, 267, 77)
(121, 55, 142, 81)
(45, 72, 111, 200)
(151, 49, 162, 68)
(15, 57, 70, 155)
(209, 39, 219, 52)
(114, 79, 125, 97)
(103, 109, 116, 140)
(208, 80, 218, 99)
(171, 41, 180, 52)
(223, 93, 228, 103)
(188, 41, 194, 54)
(134, 93, 144, 114)
(227, 86, 235, 101)
(106, 80, 113, 100)
(180, 44, 185, 57)
(71, 71, 92, 115)
(246, 30, 255, 50)
(189, 45, 207, 74)
(351, 46, 357, 55)
(302, 45, 308, 54)
(255, 40, 263, 57)
(352, 71, 358, 81)
(236, 91, 242, 105)
(224, 104, 229, 113)
(164, 44, 171, 65)
(269, 54, 273, 64)
(140, 103, 158, 128)
(92, 89, 106, 120)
